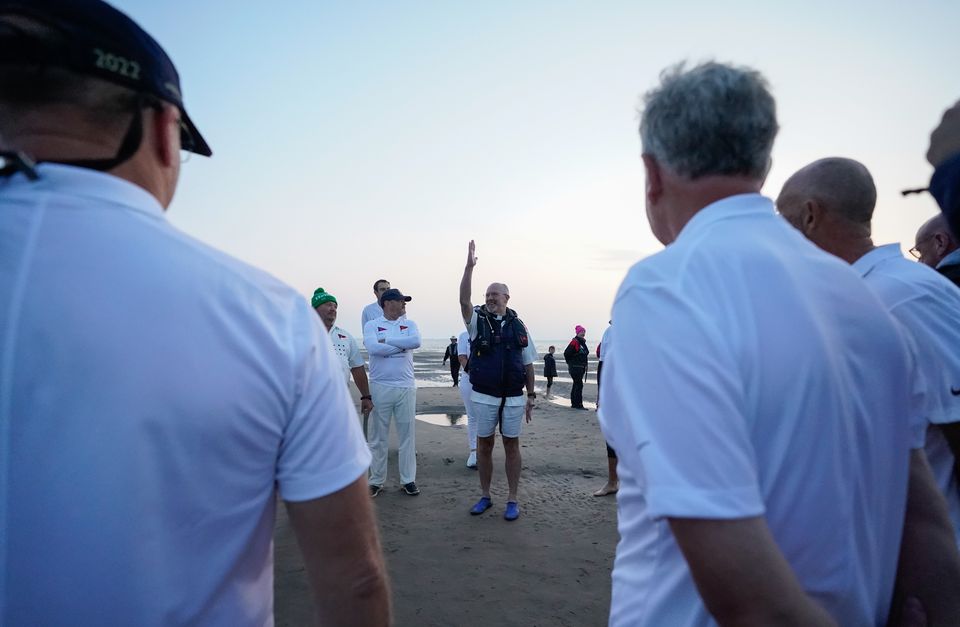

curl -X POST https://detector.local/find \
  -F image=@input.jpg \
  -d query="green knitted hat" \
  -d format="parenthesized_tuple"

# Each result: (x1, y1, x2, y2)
(311, 288, 337, 308)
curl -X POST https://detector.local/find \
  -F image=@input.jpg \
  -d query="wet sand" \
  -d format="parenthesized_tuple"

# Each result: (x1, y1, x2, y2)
(273, 376, 618, 626)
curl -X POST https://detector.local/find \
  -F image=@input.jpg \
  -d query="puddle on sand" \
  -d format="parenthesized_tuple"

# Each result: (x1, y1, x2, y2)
(415, 413, 467, 426)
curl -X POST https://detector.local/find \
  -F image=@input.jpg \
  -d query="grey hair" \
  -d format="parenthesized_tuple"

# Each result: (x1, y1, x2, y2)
(639, 61, 778, 180)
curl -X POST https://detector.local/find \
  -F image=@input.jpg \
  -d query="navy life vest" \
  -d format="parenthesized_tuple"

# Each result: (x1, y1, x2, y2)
(468, 305, 529, 398)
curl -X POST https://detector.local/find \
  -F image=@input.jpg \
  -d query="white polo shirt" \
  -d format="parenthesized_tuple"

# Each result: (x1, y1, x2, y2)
(599, 193, 923, 626)
(457, 330, 472, 388)
(361, 301, 382, 331)
(853, 243, 960, 544)
(465, 308, 537, 406)
(362, 316, 421, 388)
(328, 324, 364, 385)
(0, 165, 371, 626)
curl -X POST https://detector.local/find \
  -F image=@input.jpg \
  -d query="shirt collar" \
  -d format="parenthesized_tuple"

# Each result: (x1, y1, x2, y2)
(675, 193, 773, 243)
(3, 163, 165, 219)
(852, 243, 904, 278)
(937, 248, 960, 269)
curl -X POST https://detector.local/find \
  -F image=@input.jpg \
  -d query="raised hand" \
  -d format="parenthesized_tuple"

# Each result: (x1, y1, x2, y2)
(466, 240, 478, 268)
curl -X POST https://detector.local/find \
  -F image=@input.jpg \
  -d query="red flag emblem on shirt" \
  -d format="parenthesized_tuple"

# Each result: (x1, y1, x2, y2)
(378, 327, 387, 332)
(400, 326, 408, 331)
(338, 334, 347, 339)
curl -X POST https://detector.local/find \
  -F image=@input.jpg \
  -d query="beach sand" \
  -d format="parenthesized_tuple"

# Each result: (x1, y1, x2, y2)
(273, 376, 618, 626)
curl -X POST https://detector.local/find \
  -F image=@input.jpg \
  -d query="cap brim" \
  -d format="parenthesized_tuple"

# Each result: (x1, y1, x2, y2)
(180, 108, 212, 157)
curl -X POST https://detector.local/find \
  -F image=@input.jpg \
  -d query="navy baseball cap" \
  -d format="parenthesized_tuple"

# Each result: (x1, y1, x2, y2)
(0, 0, 211, 157)
(379, 289, 412, 307)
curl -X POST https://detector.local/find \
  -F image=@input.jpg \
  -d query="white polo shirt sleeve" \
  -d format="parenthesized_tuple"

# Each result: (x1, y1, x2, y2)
(608, 283, 763, 520)
(346, 333, 364, 370)
(888, 295, 960, 428)
(277, 302, 371, 501)
(457, 331, 470, 357)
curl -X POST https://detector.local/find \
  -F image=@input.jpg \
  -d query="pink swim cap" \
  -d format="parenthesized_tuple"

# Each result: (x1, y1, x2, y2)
(575, 325, 586, 335)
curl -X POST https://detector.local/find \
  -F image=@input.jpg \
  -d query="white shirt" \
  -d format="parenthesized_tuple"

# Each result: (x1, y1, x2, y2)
(361, 301, 383, 331)
(466, 308, 537, 406)
(599, 194, 923, 626)
(328, 324, 364, 385)
(363, 316, 421, 388)
(599, 325, 612, 362)
(457, 331, 471, 387)
(853, 243, 960, 543)
(0, 165, 371, 626)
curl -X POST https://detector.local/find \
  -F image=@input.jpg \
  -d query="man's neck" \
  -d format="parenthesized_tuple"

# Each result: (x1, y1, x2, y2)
(323, 322, 334, 332)
(384, 314, 400, 322)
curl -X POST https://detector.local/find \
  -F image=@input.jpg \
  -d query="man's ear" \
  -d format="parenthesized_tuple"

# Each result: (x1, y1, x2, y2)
(150, 104, 180, 168)
(802, 199, 824, 234)
(641, 154, 663, 205)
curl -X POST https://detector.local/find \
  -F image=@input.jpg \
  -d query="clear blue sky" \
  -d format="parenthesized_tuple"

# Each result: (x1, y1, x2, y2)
(114, 0, 958, 340)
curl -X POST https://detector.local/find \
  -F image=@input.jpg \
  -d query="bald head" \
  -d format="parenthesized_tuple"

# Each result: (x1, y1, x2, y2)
(913, 213, 958, 268)
(778, 158, 877, 226)
(776, 158, 879, 264)
(484, 282, 510, 315)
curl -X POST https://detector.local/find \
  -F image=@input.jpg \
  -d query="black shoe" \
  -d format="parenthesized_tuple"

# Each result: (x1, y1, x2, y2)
(369, 484, 383, 498)
(402, 482, 420, 496)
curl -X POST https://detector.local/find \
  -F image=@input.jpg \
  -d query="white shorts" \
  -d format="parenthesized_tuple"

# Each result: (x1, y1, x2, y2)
(474, 401, 524, 438)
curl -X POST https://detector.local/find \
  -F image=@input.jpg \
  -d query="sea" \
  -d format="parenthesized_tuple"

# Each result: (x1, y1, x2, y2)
(367, 338, 599, 388)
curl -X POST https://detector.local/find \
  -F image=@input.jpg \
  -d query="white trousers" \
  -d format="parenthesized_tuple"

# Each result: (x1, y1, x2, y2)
(458, 376, 477, 451)
(368, 382, 417, 486)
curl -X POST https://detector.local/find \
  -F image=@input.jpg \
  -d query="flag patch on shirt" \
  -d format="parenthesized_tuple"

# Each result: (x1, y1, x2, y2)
(400, 326, 408, 330)
(338, 334, 347, 339)
(378, 327, 387, 332)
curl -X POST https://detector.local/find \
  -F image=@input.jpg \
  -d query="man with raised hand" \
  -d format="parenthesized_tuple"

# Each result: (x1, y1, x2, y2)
(459, 241, 537, 521)
(0, 1, 388, 624)
(363, 288, 422, 497)
(600, 61, 959, 626)
(778, 157, 960, 550)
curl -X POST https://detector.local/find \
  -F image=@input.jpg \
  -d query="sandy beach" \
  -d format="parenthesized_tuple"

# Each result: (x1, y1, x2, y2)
(273, 371, 618, 626)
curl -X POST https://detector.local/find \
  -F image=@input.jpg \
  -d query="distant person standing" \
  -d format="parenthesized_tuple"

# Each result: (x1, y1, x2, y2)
(363, 289, 422, 497)
(312, 288, 374, 432)
(593, 322, 618, 497)
(460, 240, 537, 521)
(543, 346, 558, 397)
(361, 279, 391, 330)
(457, 330, 478, 468)
(442, 335, 461, 385)
(564, 326, 589, 409)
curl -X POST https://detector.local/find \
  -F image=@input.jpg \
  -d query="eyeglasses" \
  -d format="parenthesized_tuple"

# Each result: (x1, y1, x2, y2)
(908, 236, 934, 260)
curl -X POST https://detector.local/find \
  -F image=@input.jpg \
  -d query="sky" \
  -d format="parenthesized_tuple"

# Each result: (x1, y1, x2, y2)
(114, 0, 958, 341)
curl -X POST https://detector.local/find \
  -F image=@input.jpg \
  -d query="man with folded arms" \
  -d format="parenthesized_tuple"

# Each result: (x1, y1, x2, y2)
(363, 288, 422, 497)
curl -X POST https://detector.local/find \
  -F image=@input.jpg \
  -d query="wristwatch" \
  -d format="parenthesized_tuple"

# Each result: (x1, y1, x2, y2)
(360, 395, 372, 400)
(527, 393, 537, 399)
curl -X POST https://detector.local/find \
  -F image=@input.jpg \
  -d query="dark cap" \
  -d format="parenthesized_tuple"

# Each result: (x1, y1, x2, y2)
(379, 288, 412, 307)
(0, 0, 211, 157)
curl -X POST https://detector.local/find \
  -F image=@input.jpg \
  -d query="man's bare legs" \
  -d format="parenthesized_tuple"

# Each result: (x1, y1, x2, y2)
(503, 436, 521, 502)
(594, 453, 619, 496)
(477, 434, 495, 497)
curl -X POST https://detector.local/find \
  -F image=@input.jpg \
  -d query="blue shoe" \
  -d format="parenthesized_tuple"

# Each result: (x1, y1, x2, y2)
(470, 496, 493, 515)
(504, 501, 520, 521)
